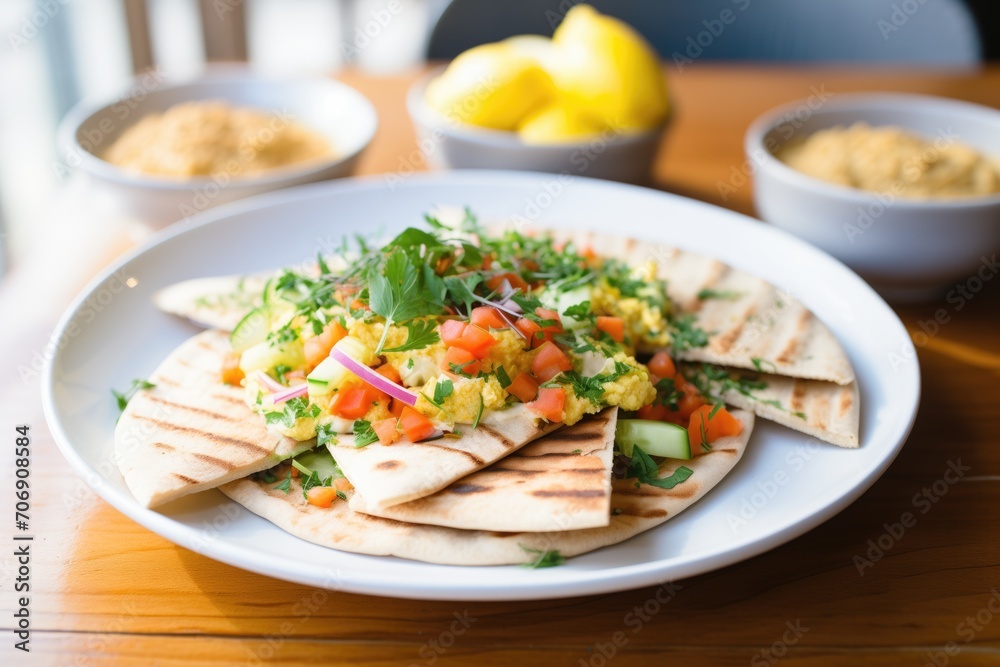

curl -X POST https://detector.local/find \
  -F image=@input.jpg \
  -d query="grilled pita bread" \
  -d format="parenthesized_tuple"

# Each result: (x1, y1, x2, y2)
(349, 408, 618, 532)
(220, 410, 753, 566)
(114, 330, 314, 508)
(513, 226, 855, 386)
(154, 275, 267, 331)
(331, 406, 561, 509)
(688, 366, 860, 448)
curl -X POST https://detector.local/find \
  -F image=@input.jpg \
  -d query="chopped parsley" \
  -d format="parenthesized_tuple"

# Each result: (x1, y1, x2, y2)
(520, 545, 565, 569)
(697, 288, 742, 301)
(352, 419, 379, 447)
(274, 472, 292, 493)
(653, 377, 682, 411)
(433, 378, 454, 404)
(669, 314, 709, 352)
(382, 319, 440, 353)
(316, 423, 337, 447)
(627, 445, 694, 490)
(264, 397, 321, 429)
(367, 248, 443, 354)
(472, 395, 485, 429)
(495, 365, 512, 389)
(559, 361, 631, 405)
(751, 357, 778, 373)
(562, 300, 593, 320)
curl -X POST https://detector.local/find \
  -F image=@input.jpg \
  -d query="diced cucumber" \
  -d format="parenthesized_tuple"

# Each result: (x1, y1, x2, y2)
(293, 447, 343, 480)
(307, 356, 352, 396)
(239, 338, 305, 376)
(547, 286, 592, 330)
(230, 305, 271, 352)
(615, 419, 692, 460)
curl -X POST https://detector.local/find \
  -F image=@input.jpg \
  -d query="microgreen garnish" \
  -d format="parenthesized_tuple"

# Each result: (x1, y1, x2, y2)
(669, 314, 709, 352)
(112, 378, 156, 416)
(274, 472, 292, 493)
(559, 361, 631, 405)
(519, 545, 565, 569)
(433, 378, 454, 404)
(316, 423, 337, 447)
(264, 397, 320, 429)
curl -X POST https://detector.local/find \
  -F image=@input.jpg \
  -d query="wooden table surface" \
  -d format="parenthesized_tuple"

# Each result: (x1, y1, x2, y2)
(3, 65, 1000, 666)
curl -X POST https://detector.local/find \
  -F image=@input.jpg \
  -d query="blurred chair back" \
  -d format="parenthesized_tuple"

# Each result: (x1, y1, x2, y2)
(123, 0, 248, 72)
(428, 0, 981, 65)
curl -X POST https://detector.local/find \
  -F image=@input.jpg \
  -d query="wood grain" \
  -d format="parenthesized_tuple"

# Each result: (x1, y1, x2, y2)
(4, 65, 1000, 666)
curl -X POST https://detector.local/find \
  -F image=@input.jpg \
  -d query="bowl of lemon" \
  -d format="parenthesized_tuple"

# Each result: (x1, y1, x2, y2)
(408, 5, 670, 183)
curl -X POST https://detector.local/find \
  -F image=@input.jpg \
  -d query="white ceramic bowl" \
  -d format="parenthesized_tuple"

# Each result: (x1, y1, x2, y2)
(58, 67, 377, 229)
(746, 93, 1000, 300)
(406, 68, 666, 184)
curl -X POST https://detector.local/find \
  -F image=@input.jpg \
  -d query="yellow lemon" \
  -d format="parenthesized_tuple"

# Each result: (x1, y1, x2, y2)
(550, 5, 669, 131)
(517, 101, 607, 144)
(424, 42, 555, 131)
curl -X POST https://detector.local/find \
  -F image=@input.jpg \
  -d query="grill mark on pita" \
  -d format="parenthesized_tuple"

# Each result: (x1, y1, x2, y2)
(613, 483, 696, 499)
(376, 460, 401, 470)
(209, 393, 247, 406)
(133, 417, 271, 456)
(712, 303, 757, 353)
(547, 430, 603, 442)
(153, 442, 175, 451)
(515, 451, 580, 459)
(191, 452, 236, 471)
(469, 423, 515, 449)
(615, 507, 668, 518)
(790, 382, 807, 413)
(154, 377, 182, 388)
(776, 311, 811, 364)
(449, 483, 489, 495)
(415, 442, 486, 466)
(172, 472, 199, 485)
(145, 395, 236, 422)
(531, 489, 605, 499)
(838, 387, 854, 417)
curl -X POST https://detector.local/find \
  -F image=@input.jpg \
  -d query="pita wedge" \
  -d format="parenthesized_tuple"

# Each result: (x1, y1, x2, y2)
(154, 274, 267, 331)
(686, 365, 860, 448)
(526, 227, 855, 386)
(331, 406, 562, 510)
(220, 410, 753, 566)
(115, 330, 313, 508)
(349, 408, 618, 532)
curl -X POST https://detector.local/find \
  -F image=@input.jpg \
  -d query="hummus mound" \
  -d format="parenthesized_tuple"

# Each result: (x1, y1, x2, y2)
(104, 101, 333, 178)
(777, 122, 1000, 200)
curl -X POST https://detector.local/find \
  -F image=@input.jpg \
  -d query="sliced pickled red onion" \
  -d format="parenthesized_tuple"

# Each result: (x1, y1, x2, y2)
(331, 348, 419, 407)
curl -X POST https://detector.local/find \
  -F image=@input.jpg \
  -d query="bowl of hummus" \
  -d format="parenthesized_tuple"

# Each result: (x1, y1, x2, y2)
(746, 93, 1000, 300)
(59, 67, 377, 228)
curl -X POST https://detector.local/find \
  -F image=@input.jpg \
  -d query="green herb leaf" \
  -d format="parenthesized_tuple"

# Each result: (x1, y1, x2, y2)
(112, 378, 156, 416)
(560, 361, 631, 405)
(316, 423, 337, 447)
(519, 545, 566, 569)
(627, 445, 694, 489)
(472, 395, 485, 429)
(495, 365, 512, 389)
(562, 300, 592, 319)
(669, 314, 709, 352)
(697, 288, 742, 301)
(433, 378, 454, 404)
(353, 419, 379, 447)
(382, 319, 441, 353)
(274, 472, 292, 493)
(751, 357, 778, 373)
(264, 397, 320, 429)
(368, 249, 441, 354)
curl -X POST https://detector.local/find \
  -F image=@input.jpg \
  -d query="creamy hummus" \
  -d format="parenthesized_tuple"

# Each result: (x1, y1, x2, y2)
(103, 101, 333, 178)
(776, 122, 1000, 199)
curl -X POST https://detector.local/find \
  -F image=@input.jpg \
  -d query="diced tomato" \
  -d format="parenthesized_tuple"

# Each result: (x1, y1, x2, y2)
(481, 255, 494, 270)
(527, 387, 566, 422)
(648, 351, 676, 379)
(452, 324, 497, 358)
(304, 321, 348, 370)
(596, 316, 625, 343)
(440, 319, 467, 346)
(221, 352, 244, 386)
(375, 363, 402, 385)
(306, 486, 338, 508)
(531, 341, 573, 382)
(688, 405, 744, 454)
(372, 417, 399, 446)
(485, 272, 528, 292)
(507, 372, 539, 403)
(330, 385, 375, 420)
(471, 306, 508, 330)
(674, 374, 707, 420)
(388, 398, 406, 418)
(399, 406, 437, 442)
(333, 477, 353, 493)
(514, 318, 542, 347)
(442, 346, 480, 376)
(349, 298, 368, 311)
(637, 403, 670, 422)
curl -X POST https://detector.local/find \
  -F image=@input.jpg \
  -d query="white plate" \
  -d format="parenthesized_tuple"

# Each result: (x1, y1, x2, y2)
(42, 171, 919, 601)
